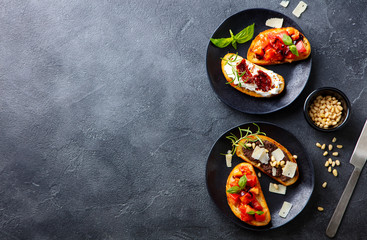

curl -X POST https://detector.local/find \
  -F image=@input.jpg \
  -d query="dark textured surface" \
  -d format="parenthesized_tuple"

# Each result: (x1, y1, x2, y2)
(0, 0, 366, 239)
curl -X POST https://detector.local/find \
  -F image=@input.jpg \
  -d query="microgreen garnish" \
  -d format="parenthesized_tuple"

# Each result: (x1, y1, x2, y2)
(282, 34, 299, 56)
(210, 24, 255, 50)
(224, 123, 266, 156)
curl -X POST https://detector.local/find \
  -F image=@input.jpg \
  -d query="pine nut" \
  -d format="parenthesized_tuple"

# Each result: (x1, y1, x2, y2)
(258, 172, 261, 178)
(318, 207, 324, 212)
(321, 144, 326, 150)
(333, 169, 338, 177)
(328, 158, 333, 164)
(336, 145, 343, 149)
(328, 166, 332, 172)
(332, 152, 339, 156)
(271, 156, 276, 161)
(316, 142, 322, 148)
(328, 144, 333, 151)
(252, 143, 256, 149)
(246, 143, 252, 148)
(293, 155, 298, 159)
(332, 137, 337, 143)
(335, 160, 340, 166)
(332, 161, 335, 167)
(322, 182, 327, 188)
(273, 183, 279, 190)
(325, 161, 329, 167)
(308, 95, 343, 129)
(323, 151, 328, 156)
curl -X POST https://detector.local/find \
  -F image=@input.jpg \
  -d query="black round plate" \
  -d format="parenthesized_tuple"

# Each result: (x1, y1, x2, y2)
(206, 122, 314, 230)
(206, 8, 312, 114)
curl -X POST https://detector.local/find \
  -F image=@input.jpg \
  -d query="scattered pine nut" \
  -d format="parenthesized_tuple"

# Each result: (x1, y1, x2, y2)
(273, 183, 279, 190)
(293, 155, 298, 159)
(246, 143, 252, 148)
(333, 169, 338, 177)
(332, 161, 335, 167)
(335, 160, 341, 166)
(316, 142, 322, 148)
(318, 206, 324, 212)
(328, 144, 333, 151)
(332, 152, 339, 156)
(332, 137, 337, 143)
(252, 143, 256, 149)
(336, 145, 343, 149)
(325, 161, 329, 167)
(328, 166, 332, 172)
(322, 182, 327, 188)
(258, 172, 261, 178)
(323, 151, 328, 156)
(321, 144, 326, 150)
(328, 158, 333, 164)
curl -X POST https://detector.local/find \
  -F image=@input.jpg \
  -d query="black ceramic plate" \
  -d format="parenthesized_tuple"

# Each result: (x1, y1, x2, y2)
(206, 9, 312, 114)
(206, 122, 314, 230)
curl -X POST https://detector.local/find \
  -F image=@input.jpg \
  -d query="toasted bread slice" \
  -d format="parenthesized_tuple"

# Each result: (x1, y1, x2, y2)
(226, 162, 271, 226)
(236, 135, 299, 186)
(247, 27, 311, 65)
(221, 53, 284, 98)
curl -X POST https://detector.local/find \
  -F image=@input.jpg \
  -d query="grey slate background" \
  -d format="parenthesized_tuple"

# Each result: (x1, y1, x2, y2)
(0, 0, 366, 239)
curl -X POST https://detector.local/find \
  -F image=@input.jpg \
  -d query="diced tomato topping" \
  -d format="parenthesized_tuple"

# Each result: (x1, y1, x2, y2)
(240, 192, 253, 205)
(255, 212, 266, 222)
(228, 193, 240, 204)
(249, 187, 259, 195)
(239, 166, 251, 175)
(251, 198, 263, 211)
(241, 212, 254, 222)
(229, 178, 239, 187)
(296, 40, 306, 53)
(246, 175, 257, 187)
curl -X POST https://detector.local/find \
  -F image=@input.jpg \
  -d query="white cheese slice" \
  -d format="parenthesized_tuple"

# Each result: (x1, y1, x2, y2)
(280, 0, 290, 8)
(292, 1, 308, 18)
(265, 18, 284, 28)
(272, 167, 277, 176)
(269, 183, 287, 195)
(272, 148, 285, 162)
(225, 153, 232, 167)
(258, 150, 270, 164)
(251, 146, 264, 160)
(279, 201, 293, 218)
(282, 161, 298, 178)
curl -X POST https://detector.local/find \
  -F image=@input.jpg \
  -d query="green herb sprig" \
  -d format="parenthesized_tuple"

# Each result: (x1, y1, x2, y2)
(247, 210, 264, 215)
(227, 174, 247, 194)
(210, 23, 255, 50)
(282, 34, 299, 56)
(224, 123, 266, 156)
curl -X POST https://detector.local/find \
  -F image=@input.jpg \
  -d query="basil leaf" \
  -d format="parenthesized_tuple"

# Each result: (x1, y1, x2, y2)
(256, 211, 264, 215)
(231, 39, 237, 50)
(289, 45, 299, 56)
(282, 34, 293, 46)
(238, 175, 247, 189)
(235, 23, 255, 44)
(210, 37, 233, 48)
(227, 186, 241, 194)
(247, 211, 255, 215)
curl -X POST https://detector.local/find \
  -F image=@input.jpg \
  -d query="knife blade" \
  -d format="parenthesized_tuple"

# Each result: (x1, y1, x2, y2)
(326, 119, 367, 238)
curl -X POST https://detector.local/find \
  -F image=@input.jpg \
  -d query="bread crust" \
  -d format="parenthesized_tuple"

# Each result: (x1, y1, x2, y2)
(221, 53, 284, 98)
(236, 135, 299, 186)
(226, 162, 271, 226)
(247, 27, 311, 65)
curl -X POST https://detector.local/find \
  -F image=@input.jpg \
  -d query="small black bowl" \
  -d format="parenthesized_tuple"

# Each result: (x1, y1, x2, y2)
(303, 87, 351, 132)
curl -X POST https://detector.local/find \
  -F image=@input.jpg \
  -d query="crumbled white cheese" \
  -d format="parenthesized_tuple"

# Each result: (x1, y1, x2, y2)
(269, 183, 287, 195)
(292, 1, 308, 18)
(272, 148, 285, 162)
(265, 18, 284, 28)
(280, 0, 290, 8)
(282, 161, 298, 178)
(279, 201, 293, 218)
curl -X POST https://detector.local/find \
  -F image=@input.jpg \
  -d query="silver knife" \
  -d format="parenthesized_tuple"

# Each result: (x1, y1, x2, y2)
(326, 119, 367, 238)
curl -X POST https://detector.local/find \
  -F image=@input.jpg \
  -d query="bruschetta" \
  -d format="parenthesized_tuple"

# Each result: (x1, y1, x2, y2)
(247, 27, 311, 65)
(226, 162, 271, 226)
(236, 135, 299, 186)
(221, 53, 285, 98)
